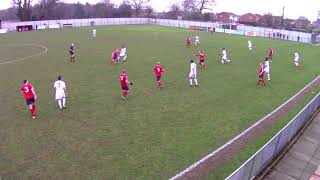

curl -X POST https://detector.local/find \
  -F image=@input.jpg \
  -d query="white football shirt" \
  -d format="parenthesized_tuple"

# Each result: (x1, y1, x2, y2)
(54, 80, 66, 96)
(294, 52, 299, 61)
(121, 48, 126, 55)
(190, 62, 197, 75)
(265, 61, 270, 70)
(222, 50, 227, 59)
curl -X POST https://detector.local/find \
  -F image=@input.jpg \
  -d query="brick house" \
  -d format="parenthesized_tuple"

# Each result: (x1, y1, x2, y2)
(239, 13, 259, 25)
(216, 12, 237, 22)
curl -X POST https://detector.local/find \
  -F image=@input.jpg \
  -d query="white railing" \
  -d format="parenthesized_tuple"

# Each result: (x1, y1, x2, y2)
(1, 18, 312, 43)
(226, 92, 320, 180)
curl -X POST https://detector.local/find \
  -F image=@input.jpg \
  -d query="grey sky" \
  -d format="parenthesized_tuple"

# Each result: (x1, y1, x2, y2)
(1, 0, 319, 21)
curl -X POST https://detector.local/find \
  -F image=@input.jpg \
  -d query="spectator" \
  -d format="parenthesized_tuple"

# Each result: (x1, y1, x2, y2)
(287, 35, 289, 40)
(297, 36, 300, 42)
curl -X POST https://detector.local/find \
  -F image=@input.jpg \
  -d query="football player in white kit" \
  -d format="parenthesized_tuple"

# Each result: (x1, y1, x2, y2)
(92, 28, 96, 38)
(264, 57, 271, 81)
(119, 45, 127, 63)
(53, 75, 67, 110)
(221, 48, 230, 64)
(248, 40, 252, 50)
(195, 35, 200, 45)
(294, 51, 300, 67)
(189, 60, 198, 87)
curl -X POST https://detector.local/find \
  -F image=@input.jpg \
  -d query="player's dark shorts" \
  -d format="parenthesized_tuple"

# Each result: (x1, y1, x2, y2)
(69, 51, 74, 55)
(259, 75, 264, 80)
(122, 86, 129, 91)
(113, 56, 118, 60)
(200, 59, 205, 64)
(26, 98, 35, 105)
(156, 76, 161, 81)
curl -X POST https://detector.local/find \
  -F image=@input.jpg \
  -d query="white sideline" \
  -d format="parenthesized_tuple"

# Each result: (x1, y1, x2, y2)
(169, 75, 320, 180)
(0, 44, 48, 65)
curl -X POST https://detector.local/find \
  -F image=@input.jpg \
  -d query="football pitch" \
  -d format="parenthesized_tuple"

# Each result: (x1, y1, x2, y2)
(0, 25, 320, 179)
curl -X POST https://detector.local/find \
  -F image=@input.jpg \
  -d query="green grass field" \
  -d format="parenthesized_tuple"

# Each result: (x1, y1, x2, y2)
(0, 25, 319, 179)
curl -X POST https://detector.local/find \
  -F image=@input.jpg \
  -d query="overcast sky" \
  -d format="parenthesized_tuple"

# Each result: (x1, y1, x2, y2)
(1, 0, 319, 21)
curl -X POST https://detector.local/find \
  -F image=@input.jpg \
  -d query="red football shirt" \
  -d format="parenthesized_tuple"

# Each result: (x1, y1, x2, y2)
(120, 73, 128, 87)
(153, 65, 164, 77)
(112, 51, 118, 59)
(268, 48, 273, 56)
(199, 52, 205, 61)
(259, 65, 265, 76)
(21, 84, 34, 99)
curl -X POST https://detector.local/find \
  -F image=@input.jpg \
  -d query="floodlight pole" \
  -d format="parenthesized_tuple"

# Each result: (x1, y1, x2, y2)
(281, 6, 285, 28)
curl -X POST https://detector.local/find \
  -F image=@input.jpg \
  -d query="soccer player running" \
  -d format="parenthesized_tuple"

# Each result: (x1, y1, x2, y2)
(248, 40, 252, 51)
(21, 80, 37, 119)
(268, 48, 274, 62)
(69, 43, 75, 62)
(195, 35, 200, 45)
(92, 28, 96, 38)
(257, 62, 266, 86)
(197, 50, 207, 69)
(189, 60, 198, 87)
(294, 51, 300, 67)
(264, 57, 271, 81)
(119, 45, 127, 63)
(186, 36, 192, 48)
(153, 62, 165, 89)
(53, 75, 67, 110)
(111, 49, 119, 64)
(120, 69, 133, 100)
(221, 48, 230, 64)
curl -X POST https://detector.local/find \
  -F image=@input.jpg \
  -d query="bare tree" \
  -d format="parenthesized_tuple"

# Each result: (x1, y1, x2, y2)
(183, 0, 214, 13)
(12, 0, 33, 21)
(117, 1, 132, 17)
(34, 0, 59, 20)
(264, 13, 274, 28)
(196, 0, 215, 13)
(128, 0, 150, 17)
(166, 3, 182, 19)
(182, 0, 195, 12)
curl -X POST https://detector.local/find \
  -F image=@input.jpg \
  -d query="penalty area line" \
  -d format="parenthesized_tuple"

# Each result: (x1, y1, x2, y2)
(0, 44, 48, 65)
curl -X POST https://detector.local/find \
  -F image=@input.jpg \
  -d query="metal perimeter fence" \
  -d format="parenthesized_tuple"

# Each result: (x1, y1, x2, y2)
(1, 18, 312, 43)
(226, 92, 320, 180)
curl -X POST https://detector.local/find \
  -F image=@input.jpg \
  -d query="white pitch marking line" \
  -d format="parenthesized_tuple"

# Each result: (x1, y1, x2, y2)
(0, 44, 48, 65)
(169, 75, 320, 180)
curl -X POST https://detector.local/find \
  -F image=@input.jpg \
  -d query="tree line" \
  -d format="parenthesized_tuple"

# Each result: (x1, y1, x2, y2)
(0, 0, 215, 22)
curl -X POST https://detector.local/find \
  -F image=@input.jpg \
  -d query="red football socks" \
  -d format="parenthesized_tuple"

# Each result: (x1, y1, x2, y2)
(32, 104, 36, 115)
(30, 108, 33, 115)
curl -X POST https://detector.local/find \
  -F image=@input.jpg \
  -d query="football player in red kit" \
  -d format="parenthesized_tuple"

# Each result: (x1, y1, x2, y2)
(110, 49, 120, 64)
(153, 62, 165, 89)
(186, 36, 192, 48)
(21, 80, 37, 119)
(120, 69, 133, 100)
(268, 48, 274, 61)
(257, 63, 266, 86)
(197, 50, 207, 69)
